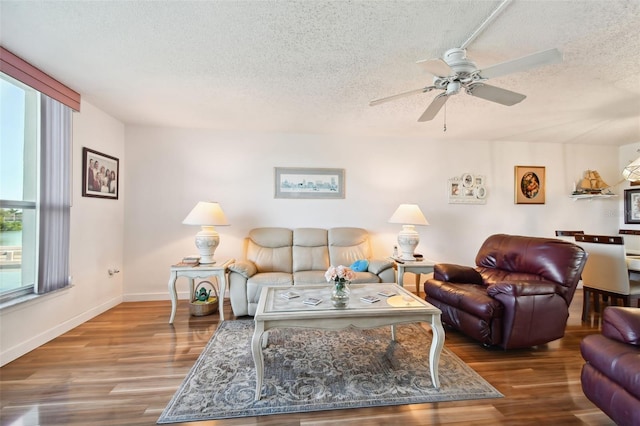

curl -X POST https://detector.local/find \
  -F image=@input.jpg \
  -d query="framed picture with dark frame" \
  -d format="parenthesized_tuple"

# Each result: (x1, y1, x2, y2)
(624, 188, 640, 224)
(82, 147, 119, 199)
(275, 167, 345, 199)
(514, 165, 545, 204)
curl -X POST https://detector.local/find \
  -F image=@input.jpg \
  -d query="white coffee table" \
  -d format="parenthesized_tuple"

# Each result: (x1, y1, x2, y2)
(251, 283, 445, 400)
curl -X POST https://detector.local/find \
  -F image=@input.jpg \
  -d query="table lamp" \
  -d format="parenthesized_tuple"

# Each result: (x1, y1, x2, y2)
(182, 201, 229, 264)
(388, 204, 429, 261)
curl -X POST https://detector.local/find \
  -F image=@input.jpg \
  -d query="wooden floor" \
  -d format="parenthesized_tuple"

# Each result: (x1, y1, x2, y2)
(0, 289, 616, 426)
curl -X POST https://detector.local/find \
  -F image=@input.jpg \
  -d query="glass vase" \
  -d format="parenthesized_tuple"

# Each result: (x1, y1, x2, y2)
(331, 280, 350, 308)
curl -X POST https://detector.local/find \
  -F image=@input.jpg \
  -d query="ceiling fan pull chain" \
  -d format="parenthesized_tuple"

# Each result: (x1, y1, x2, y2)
(443, 103, 447, 132)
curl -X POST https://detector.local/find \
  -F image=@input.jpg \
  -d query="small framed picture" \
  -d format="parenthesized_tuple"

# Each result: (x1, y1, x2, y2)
(515, 166, 545, 204)
(275, 167, 344, 199)
(462, 173, 474, 188)
(625, 188, 640, 224)
(82, 147, 119, 199)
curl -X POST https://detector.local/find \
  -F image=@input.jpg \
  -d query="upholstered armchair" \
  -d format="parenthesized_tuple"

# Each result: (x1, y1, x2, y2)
(580, 306, 640, 426)
(424, 234, 588, 349)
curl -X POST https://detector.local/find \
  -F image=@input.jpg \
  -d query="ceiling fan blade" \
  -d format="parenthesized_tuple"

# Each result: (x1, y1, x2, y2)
(369, 86, 435, 106)
(418, 93, 448, 122)
(479, 48, 563, 79)
(416, 58, 453, 77)
(467, 83, 526, 106)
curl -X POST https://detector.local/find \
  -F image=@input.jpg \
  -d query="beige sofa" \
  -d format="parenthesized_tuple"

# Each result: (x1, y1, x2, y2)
(228, 227, 395, 316)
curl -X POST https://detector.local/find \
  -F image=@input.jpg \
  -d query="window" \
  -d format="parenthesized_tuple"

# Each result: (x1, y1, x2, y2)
(0, 47, 77, 303)
(0, 74, 38, 301)
(1, 70, 73, 303)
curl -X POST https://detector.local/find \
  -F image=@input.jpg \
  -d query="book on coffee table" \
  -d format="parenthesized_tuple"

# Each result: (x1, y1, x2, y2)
(303, 297, 322, 306)
(281, 291, 300, 300)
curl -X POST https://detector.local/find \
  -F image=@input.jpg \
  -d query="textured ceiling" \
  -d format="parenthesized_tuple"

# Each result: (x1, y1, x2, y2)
(1, 0, 639, 145)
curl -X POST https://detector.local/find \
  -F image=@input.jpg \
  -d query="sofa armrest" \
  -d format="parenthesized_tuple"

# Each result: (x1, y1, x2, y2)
(486, 280, 558, 298)
(228, 260, 257, 279)
(602, 306, 640, 346)
(368, 258, 394, 275)
(434, 263, 483, 285)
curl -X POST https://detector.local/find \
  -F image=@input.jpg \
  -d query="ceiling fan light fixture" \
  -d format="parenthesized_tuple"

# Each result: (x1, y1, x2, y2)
(446, 81, 461, 95)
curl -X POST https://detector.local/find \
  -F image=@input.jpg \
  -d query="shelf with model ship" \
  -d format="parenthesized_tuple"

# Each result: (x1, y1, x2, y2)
(570, 170, 616, 200)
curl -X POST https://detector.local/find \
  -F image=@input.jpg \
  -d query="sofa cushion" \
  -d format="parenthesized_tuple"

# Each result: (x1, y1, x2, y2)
(581, 334, 640, 401)
(293, 270, 328, 285)
(247, 272, 293, 304)
(293, 228, 329, 272)
(247, 226, 293, 273)
(328, 227, 371, 266)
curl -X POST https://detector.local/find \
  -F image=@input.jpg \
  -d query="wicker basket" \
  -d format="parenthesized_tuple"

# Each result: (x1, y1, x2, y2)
(189, 281, 219, 317)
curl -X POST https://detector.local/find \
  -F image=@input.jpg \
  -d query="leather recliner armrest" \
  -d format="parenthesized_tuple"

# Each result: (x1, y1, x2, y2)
(228, 260, 258, 279)
(434, 263, 483, 285)
(367, 258, 394, 275)
(486, 280, 558, 298)
(602, 306, 640, 346)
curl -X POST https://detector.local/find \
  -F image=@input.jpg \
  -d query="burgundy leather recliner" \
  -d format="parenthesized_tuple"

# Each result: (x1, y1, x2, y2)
(581, 306, 640, 426)
(424, 234, 587, 349)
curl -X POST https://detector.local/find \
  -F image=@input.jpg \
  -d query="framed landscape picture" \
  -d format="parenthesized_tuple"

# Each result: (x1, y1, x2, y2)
(625, 188, 640, 224)
(82, 147, 119, 199)
(275, 167, 345, 199)
(514, 165, 545, 204)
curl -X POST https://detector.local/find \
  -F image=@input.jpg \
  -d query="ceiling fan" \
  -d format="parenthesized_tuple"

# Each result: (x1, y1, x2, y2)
(369, 0, 563, 123)
(370, 46, 563, 122)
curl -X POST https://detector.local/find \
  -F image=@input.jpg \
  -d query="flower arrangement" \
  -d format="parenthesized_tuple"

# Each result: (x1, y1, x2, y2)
(325, 265, 356, 284)
(326, 265, 355, 308)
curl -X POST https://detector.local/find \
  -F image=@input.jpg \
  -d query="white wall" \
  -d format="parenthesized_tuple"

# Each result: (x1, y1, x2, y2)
(1, 108, 633, 365)
(123, 126, 622, 301)
(0, 101, 125, 366)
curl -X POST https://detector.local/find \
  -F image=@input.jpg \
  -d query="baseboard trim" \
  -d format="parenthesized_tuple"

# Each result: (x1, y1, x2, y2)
(123, 292, 187, 302)
(0, 295, 123, 367)
(123, 292, 228, 302)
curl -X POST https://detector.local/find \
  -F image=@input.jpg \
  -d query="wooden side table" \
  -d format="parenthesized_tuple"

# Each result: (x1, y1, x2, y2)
(168, 259, 234, 324)
(395, 259, 436, 294)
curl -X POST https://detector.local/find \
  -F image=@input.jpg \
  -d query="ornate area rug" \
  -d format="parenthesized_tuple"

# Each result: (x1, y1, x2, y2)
(158, 320, 502, 424)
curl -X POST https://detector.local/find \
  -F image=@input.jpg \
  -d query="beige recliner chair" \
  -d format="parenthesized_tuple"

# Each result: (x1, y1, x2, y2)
(228, 227, 394, 316)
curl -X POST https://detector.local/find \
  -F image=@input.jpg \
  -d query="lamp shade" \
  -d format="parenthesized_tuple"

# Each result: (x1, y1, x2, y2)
(183, 201, 229, 226)
(623, 156, 640, 181)
(388, 204, 429, 225)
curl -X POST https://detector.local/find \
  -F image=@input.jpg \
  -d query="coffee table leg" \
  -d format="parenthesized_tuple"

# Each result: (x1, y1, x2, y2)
(252, 321, 265, 400)
(429, 315, 445, 388)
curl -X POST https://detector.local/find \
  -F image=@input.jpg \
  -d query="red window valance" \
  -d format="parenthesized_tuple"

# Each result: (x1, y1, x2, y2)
(1, 46, 80, 111)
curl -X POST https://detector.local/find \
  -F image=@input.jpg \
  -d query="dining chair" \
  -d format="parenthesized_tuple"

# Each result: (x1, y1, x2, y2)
(619, 229, 640, 256)
(555, 230, 584, 238)
(575, 234, 640, 321)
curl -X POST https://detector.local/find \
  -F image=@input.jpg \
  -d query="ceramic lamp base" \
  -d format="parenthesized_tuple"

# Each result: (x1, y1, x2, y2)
(397, 224, 420, 261)
(194, 226, 220, 264)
